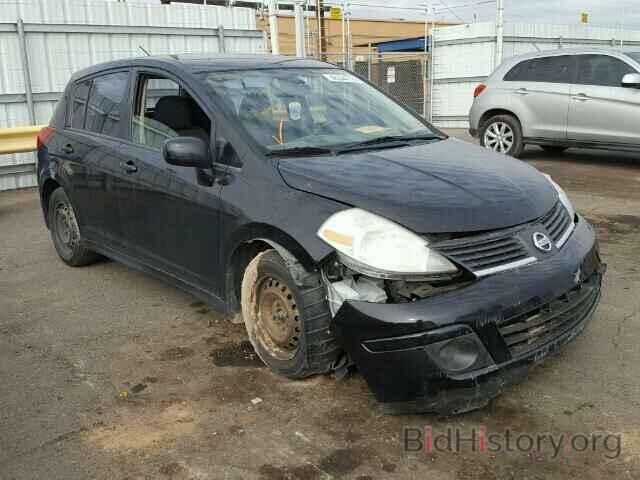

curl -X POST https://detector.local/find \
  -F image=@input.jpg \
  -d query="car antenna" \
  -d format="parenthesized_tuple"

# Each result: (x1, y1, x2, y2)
(139, 45, 151, 56)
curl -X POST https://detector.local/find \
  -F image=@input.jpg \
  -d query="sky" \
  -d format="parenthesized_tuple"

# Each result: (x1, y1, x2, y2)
(348, 0, 640, 29)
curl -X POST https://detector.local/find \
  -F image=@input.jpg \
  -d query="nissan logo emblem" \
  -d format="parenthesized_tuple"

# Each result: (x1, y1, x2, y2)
(532, 232, 553, 252)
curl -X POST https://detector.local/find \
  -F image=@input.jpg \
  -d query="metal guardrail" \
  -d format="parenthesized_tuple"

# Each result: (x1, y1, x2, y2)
(0, 125, 46, 155)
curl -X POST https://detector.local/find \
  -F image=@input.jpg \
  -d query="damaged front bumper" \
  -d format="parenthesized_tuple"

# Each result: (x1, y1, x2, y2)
(330, 216, 605, 414)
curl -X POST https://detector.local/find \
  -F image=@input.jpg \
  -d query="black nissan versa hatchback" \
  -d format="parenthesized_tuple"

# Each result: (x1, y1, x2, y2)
(37, 54, 605, 414)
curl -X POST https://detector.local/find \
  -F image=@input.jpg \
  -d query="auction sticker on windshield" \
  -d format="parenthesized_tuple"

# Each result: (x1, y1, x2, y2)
(323, 73, 362, 83)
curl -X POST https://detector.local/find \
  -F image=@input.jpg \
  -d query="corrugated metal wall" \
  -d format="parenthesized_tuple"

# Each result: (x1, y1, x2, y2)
(432, 22, 640, 128)
(0, 0, 263, 191)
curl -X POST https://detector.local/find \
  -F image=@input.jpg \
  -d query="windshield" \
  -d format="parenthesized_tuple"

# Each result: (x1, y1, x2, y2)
(200, 68, 438, 152)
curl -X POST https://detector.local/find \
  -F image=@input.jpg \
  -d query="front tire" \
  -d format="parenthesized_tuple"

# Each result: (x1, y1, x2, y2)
(240, 250, 340, 379)
(480, 114, 525, 158)
(48, 188, 99, 267)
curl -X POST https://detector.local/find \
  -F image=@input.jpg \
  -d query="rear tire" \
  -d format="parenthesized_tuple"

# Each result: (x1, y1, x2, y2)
(48, 188, 99, 267)
(240, 250, 340, 379)
(541, 145, 568, 154)
(480, 114, 525, 158)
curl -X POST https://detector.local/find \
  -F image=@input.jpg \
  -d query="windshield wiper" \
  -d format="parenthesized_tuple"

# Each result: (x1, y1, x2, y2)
(336, 133, 441, 154)
(266, 146, 334, 157)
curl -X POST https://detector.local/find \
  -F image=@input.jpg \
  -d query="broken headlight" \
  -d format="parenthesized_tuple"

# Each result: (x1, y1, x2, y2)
(317, 208, 458, 281)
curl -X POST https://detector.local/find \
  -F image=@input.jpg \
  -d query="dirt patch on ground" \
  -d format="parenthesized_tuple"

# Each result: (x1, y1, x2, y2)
(587, 214, 640, 243)
(210, 341, 264, 368)
(83, 402, 198, 452)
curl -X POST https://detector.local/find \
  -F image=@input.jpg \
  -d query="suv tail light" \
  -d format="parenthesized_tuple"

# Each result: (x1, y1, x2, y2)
(473, 84, 487, 98)
(37, 126, 54, 150)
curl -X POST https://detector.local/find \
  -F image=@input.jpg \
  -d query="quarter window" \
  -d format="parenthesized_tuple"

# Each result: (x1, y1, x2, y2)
(70, 81, 91, 130)
(504, 56, 574, 83)
(84, 72, 129, 137)
(575, 55, 637, 87)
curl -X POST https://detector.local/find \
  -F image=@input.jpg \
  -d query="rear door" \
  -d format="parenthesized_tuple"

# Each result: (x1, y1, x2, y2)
(54, 70, 131, 248)
(502, 55, 575, 140)
(567, 54, 640, 145)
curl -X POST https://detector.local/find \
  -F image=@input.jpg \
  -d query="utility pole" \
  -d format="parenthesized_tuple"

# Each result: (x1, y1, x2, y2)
(294, 0, 306, 57)
(495, 0, 504, 67)
(422, 1, 430, 119)
(268, 0, 280, 55)
(341, 0, 346, 66)
(315, 0, 326, 60)
(346, 1, 352, 70)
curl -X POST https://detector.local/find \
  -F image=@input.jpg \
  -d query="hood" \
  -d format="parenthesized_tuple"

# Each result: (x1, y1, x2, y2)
(277, 138, 558, 233)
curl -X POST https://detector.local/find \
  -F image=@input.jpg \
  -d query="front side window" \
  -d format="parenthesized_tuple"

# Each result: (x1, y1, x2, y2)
(200, 68, 436, 152)
(131, 75, 210, 150)
(575, 55, 637, 87)
(504, 56, 574, 83)
(70, 80, 91, 130)
(85, 72, 129, 137)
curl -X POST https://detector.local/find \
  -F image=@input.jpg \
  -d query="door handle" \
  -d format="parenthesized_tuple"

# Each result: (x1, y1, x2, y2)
(61, 143, 74, 154)
(515, 88, 528, 95)
(572, 93, 589, 101)
(119, 160, 138, 173)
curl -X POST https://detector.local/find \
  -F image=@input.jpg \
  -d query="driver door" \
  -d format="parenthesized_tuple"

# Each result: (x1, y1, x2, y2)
(567, 54, 640, 145)
(116, 70, 225, 295)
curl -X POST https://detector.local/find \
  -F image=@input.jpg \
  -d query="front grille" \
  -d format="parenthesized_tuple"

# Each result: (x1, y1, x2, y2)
(434, 232, 531, 275)
(540, 201, 573, 246)
(498, 275, 600, 357)
(432, 201, 575, 277)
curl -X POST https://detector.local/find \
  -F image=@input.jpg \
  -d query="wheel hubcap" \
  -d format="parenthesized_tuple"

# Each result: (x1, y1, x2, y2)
(256, 276, 300, 360)
(484, 122, 514, 154)
(55, 202, 80, 251)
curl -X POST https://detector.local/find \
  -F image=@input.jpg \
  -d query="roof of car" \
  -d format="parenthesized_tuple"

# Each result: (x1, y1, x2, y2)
(69, 54, 337, 81)
(506, 46, 640, 62)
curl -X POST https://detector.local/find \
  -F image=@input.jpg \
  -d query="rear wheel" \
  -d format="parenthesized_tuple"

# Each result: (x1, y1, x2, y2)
(541, 145, 568, 154)
(240, 250, 340, 379)
(48, 188, 99, 267)
(480, 114, 524, 158)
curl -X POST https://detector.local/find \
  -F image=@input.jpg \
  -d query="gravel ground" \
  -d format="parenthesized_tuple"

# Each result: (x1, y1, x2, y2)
(1, 130, 639, 479)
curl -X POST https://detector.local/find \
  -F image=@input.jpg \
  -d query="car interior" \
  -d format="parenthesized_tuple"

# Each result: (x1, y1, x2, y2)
(132, 76, 211, 150)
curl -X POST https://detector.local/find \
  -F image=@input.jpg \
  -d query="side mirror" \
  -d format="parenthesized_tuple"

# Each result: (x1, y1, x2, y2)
(621, 73, 640, 88)
(163, 137, 211, 169)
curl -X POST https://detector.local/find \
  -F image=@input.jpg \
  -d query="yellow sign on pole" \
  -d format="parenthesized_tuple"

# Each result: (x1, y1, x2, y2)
(581, 12, 589, 24)
(329, 6, 342, 20)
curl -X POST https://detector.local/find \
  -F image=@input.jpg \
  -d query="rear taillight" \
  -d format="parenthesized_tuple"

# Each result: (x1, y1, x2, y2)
(37, 126, 54, 150)
(473, 84, 487, 98)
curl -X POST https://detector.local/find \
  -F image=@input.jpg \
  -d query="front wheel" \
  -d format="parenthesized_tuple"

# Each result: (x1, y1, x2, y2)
(240, 250, 340, 379)
(480, 114, 525, 158)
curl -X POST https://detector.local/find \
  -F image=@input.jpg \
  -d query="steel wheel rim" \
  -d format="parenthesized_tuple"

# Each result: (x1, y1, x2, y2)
(255, 275, 300, 360)
(484, 122, 514, 154)
(54, 202, 80, 255)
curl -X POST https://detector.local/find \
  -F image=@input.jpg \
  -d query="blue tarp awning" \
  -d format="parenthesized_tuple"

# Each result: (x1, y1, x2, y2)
(373, 36, 431, 53)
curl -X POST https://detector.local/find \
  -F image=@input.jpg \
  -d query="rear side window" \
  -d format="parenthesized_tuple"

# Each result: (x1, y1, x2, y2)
(70, 81, 91, 129)
(504, 56, 574, 83)
(575, 54, 637, 87)
(84, 72, 129, 138)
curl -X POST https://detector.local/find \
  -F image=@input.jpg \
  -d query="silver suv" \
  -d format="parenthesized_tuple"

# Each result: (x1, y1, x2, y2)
(469, 48, 640, 157)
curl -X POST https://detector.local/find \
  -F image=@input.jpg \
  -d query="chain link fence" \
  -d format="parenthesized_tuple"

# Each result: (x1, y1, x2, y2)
(324, 52, 431, 120)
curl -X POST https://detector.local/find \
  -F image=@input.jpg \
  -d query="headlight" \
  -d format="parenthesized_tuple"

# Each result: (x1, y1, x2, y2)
(544, 174, 576, 220)
(317, 208, 458, 280)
